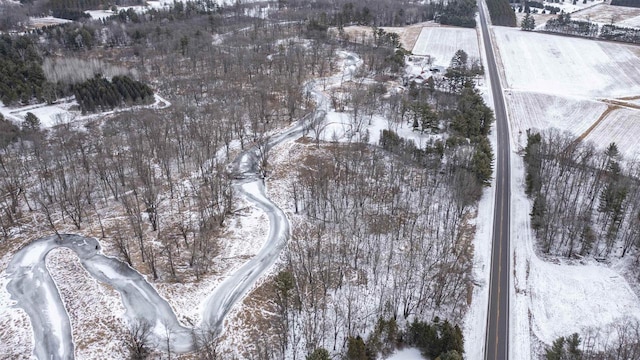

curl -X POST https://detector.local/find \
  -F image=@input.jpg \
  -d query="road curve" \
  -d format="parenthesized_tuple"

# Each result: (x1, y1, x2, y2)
(478, 2, 512, 360)
(4, 51, 361, 359)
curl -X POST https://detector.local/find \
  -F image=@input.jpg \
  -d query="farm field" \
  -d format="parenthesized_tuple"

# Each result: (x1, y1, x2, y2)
(583, 107, 640, 160)
(505, 91, 607, 149)
(571, 4, 640, 28)
(494, 27, 640, 98)
(411, 26, 480, 68)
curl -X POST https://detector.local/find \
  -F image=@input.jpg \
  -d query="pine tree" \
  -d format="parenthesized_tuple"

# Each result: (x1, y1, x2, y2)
(521, 13, 536, 30)
(346, 336, 368, 360)
(307, 348, 330, 360)
(22, 112, 40, 132)
(472, 137, 494, 186)
(546, 336, 566, 360)
(436, 350, 463, 360)
(566, 333, 582, 359)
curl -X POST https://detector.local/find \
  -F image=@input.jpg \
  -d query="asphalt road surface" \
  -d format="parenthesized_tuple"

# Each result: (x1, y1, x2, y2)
(478, 2, 512, 360)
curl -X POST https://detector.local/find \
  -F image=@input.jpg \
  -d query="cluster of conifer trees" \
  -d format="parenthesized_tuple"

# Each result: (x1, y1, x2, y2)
(486, 0, 517, 26)
(73, 75, 154, 114)
(544, 13, 599, 37)
(328, 317, 464, 360)
(0, 35, 46, 106)
(439, 0, 478, 28)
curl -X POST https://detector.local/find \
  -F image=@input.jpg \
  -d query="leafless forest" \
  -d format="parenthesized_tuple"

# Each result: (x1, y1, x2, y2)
(0, 1, 494, 359)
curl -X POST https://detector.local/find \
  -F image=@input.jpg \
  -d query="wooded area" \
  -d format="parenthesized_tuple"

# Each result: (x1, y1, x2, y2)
(524, 130, 640, 259)
(0, 35, 46, 105)
(486, 0, 517, 26)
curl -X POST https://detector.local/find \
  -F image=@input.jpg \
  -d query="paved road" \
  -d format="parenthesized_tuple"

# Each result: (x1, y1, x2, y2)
(478, 2, 512, 360)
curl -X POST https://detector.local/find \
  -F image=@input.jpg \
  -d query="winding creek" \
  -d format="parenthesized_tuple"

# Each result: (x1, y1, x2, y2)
(4, 51, 361, 359)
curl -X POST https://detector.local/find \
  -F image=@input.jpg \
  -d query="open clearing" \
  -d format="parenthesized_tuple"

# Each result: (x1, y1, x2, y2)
(411, 26, 480, 68)
(336, 22, 438, 52)
(528, 256, 640, 347)
(494, 27, 640, 98)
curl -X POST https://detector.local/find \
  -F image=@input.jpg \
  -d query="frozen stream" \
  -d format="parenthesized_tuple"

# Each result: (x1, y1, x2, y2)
(4, 51, 361, 359)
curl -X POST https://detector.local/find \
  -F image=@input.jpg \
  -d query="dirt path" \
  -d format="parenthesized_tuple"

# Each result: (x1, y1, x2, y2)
(574, 104, 619, 144)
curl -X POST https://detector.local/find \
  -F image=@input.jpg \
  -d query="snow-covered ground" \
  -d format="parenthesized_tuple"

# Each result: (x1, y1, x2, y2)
(411, 26, 481, 68)
(583, 107, 640, 162)
(386, 348, 424, 360)
(28, 16, 72, 28)
(490, 22, 640, 358)
(0, 94, 171, 129)
(572, 3, 640, 29)
(86, 0, 268, 19)
(505, 91, 608, 148)
(494, 27, 640, 98)
(495, 26, 640, 159)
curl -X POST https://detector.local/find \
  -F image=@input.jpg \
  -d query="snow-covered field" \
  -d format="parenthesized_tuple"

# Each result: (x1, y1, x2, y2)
(494, 27, 640, 98)
(582, 106, 640, 161)
(412, 26, 480, 68)
(571, 4, 640, 28)
(495, 26, 640, 159)
(492, 24, 640, 357)
(505, 91, 608, 148)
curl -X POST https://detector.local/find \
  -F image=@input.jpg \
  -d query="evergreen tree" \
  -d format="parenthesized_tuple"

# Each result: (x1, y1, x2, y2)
(546, 336, 566, 360)
(0, 114, 19, 148)
(566, 333, 582, 359)
(346, 336, 368, 360)
(521, 12, 536, 30)
(436, 350, 463, 360)
(22, 112, 40, 132)
(307, 348, 330, 360)
(472, 137, 494, 186)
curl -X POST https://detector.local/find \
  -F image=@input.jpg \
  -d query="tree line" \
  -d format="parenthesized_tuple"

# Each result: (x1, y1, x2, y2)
(544, 13, 599, 37)
(545, 320, 640, 360)
(541, 13, 640, 45)
(439, 0, 478, 28)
